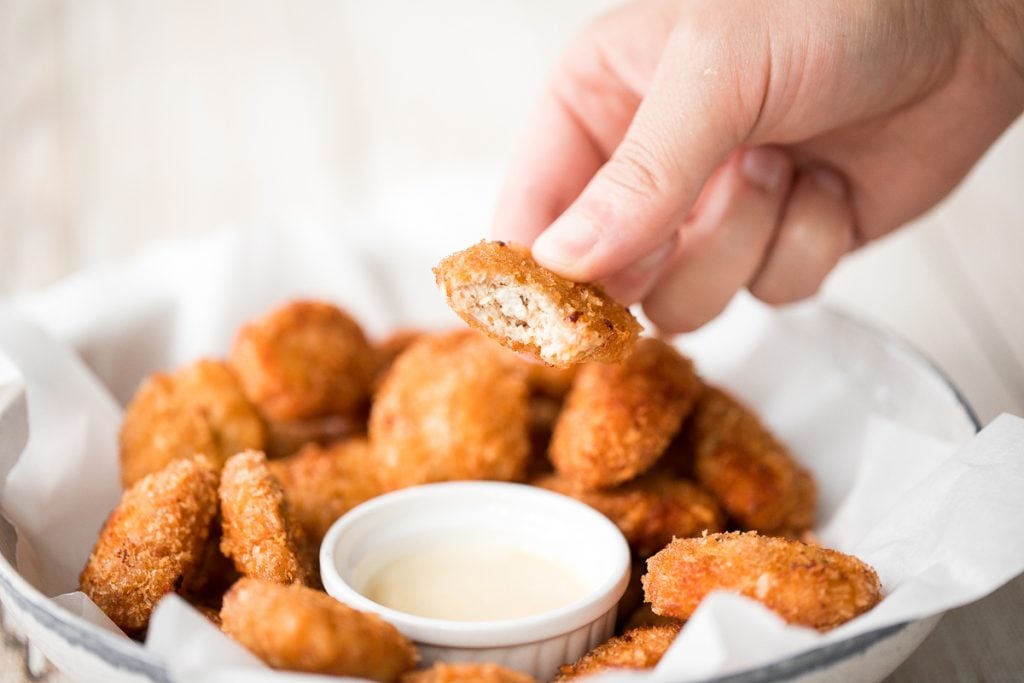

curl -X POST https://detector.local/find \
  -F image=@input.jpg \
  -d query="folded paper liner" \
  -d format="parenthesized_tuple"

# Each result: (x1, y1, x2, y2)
(1, 224, 1023, 683)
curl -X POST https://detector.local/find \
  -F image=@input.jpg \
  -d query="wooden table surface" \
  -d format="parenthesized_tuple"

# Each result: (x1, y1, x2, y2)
(2, 2, 1022, 681)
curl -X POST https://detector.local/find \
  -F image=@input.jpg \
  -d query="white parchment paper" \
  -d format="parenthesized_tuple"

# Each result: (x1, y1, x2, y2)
(1, 224, 1022, 683)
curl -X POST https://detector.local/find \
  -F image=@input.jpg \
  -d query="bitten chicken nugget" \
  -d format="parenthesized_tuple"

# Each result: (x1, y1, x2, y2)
(685, 385, 816, 535)
(434, 241, 641, 366)
(221, 578, 416, 681)
(534, 471, 723, 556)
(369, 331, 530, 490)
(218, 450, 314, 586)
(119, 359, 266, 487)
(403, 663, 536, 683)
(79, 457, 219, 634)
(549, 339, 700, 488)
(643, 532, 882, 631)
(556, 624, 681, 681)
(229, 300, 376, 421)
(268, 438, 383, 545)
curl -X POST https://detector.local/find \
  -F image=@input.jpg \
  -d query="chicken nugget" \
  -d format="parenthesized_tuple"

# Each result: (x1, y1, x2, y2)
(221, 578, 416, 681)
(556, 624, 681, 681)
(265, 414, 364, 459)
(642, 532, 882, 631)
(434, 241, 641, 366)
(534, 471, 723, 556)
(79, 457, 219, 634)
(621, 603, 683, 632)
(369, 330, 530, 490)
(685, 385, 816, 535)
(549, 339, 700, 489)
(403, 663, 536, 683)
(119, 359, 266, 487)
(268, 438, 383, 545)
(218, 450, 314, 586)
(229, 300, 376, 421)
(374, 329, 427, 389)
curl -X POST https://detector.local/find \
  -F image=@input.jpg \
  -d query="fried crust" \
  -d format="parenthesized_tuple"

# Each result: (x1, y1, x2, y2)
(533, 471, 723, 556)
(368, 330, 530, 490)
(642, 532, 882, 631)
(119, 359, 266, 487)
(79, 457, 219, 634)
(220, 578, 417, 681)
(218, 450, 314, 586)
(402, 663, 536, 683)
(549, 339, 700, 488)
(434, 241, 641, 366)
(685, 385, 817, 535)
(268, 438, 383, 545)
(229, 300, 376, 421)
(556, 624, 681, 680)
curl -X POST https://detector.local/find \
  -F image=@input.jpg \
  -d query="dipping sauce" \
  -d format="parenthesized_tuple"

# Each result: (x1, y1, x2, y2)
(362, 538, 587, 621)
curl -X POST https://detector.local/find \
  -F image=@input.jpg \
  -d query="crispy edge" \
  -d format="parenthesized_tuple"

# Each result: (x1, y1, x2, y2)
(402, 663, 536, 683)
(556, 624, 681, 681)
(434, 241, 640, 366)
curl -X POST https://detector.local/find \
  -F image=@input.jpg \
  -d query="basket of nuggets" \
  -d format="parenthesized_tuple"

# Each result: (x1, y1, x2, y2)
(3, 232, 1017, 683)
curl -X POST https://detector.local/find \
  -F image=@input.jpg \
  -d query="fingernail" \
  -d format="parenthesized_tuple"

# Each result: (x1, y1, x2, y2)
(813, 167, 846, 198)
(532, 213, 601, 269)
(740, 147, 789, 192)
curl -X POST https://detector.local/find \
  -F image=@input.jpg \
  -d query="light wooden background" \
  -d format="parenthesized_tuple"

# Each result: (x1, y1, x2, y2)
(1, 2, 1022, 682)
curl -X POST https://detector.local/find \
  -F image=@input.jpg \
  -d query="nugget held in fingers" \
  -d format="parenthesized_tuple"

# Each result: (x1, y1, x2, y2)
(268, 438, 383, 545)
(685, 385, 816, 535)
(403, 662, 536, 683)
(556, 624, 681, 680)
(435, 241, 641, 366)
(230, 300, 376, 421)
(643, 532, 882, 631)
(534, 471, 723, 556)
(221, 578, 416, 681)
(550, 339, 700, 488)
(80, 457, 219, 634)
(219, 451, 314, 585)
(369, 331, 530, 490)
(119, 359, 266, 487)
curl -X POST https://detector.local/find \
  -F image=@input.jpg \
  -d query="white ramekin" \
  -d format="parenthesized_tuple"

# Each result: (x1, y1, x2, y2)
(320, 481, 631, 680)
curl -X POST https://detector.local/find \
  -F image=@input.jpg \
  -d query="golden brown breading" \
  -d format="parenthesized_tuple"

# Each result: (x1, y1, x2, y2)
(621, 604, 684, 632)
(79, 457, 219, 634)
(434, 241, 641, 366)
(556, 624, 681, 680)
(374, 329, 427, 389)
(268, 438, 383, 545)
(220, 578, 417, 681)
(264, 413, 365, 459)
(229, 300, 376, 421)
(368, 330, 530, 490)
(549, 339, 701, 489)
(534, 471, 723, 556)
(402, 662, 536, 683)
(684, 385, 817, 535)
(642, 532, 882, 631)
(218, 451, 314, 586)
(119, 359, 266, 487)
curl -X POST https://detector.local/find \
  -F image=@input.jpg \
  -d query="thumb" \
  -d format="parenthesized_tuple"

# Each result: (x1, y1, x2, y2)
(532, 17, 766, 282)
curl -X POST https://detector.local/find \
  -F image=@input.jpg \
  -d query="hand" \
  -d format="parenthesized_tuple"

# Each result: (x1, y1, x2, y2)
(493, 0, 1024, 332)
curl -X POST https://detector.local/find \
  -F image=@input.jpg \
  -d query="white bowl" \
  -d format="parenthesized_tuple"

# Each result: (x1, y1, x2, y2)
(320, 482, 631, 681)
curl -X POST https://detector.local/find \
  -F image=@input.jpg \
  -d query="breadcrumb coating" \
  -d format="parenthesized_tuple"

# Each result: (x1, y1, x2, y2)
(229, 300, 376, 421)
(79, 457, 219, 634)
(402, 663, 536, 682)
(119, 359, 266, 487)
(685, 385, 817, 535)
(642, 532, 882, 631)
(268, 437, 383, 545)
(556, 624, 681, 680)
(549, 339, 701, 488)
(434, 241, 640, 366)
(220, 578, 417, 681)
(374, 328, 427, 389)
(218, 450, 314, 586)
(264, 414, 365, 459)
(369, 330, 530, 490)
(533, 471, 723, 556)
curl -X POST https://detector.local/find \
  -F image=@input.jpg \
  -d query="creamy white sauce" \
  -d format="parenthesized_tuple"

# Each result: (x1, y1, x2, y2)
(362, 538, 587, 621)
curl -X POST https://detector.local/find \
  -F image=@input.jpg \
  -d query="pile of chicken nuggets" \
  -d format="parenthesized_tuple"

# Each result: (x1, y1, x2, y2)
(79, 241, 882, 683)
